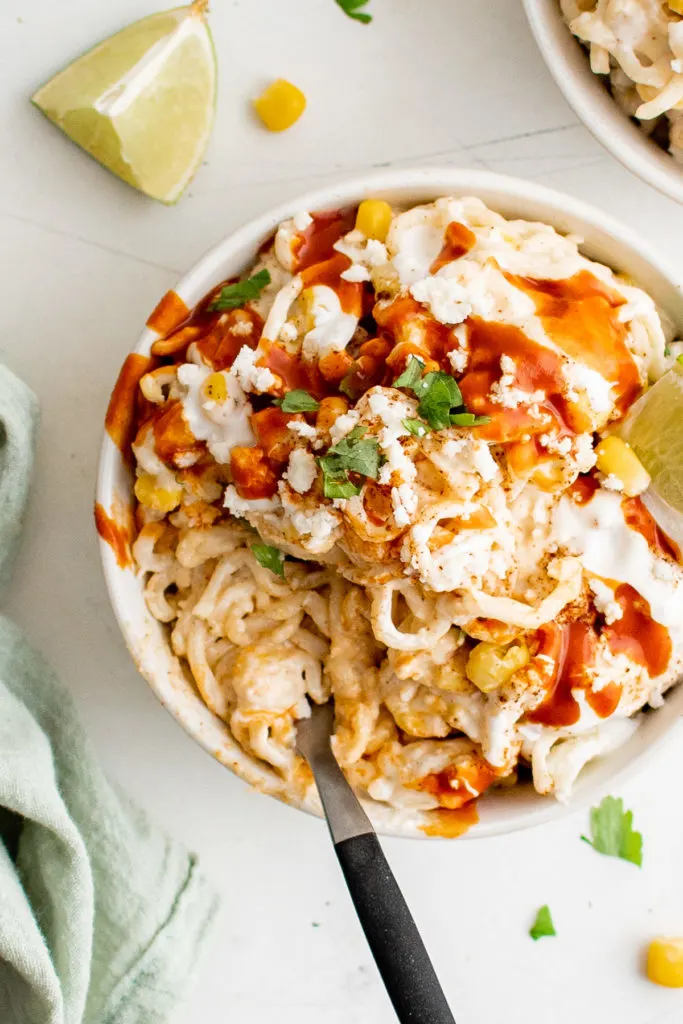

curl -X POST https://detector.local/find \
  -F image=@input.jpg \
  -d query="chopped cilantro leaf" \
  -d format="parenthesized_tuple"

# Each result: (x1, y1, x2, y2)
(328, 432, 380, 477)
(334, 0, 372, 23)
(664, 343, 671, 357)
(403, 418, 431, 438)
(275, 390, 320, 413)
(394, 356, 425, 390)
(450, 412, 491, 427)
(581, 795, 643, 867)
(320, 471, 362, 499)
(415, 372, 462, 430)
(395, 356, 487, 431)
(251, 543, 285, 578)
(318, 426, 380, 499)
(208, 269, 271, 312)
(529, 906, 556, 941)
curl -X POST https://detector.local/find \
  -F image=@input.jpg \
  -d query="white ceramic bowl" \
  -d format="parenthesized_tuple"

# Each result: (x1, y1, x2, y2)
(97, 167, 683, 838)
(523, 0, 683, 205)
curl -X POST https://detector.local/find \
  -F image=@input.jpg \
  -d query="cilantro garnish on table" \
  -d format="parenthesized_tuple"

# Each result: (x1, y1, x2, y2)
(529, 905, 556, 941)
(208, 269, 271, 312)
(394, 355, 490, 431)
(318, 425, 381, 498)
(251, 543, 286, 578)
(334, 0, 372, 24)
(275, 390, 320, 413)
(581, 795, 643, 867)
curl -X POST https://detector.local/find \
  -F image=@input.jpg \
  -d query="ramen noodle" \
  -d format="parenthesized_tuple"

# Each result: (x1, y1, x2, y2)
(105, 196, 683, 836)
(561, 0, 683, 161)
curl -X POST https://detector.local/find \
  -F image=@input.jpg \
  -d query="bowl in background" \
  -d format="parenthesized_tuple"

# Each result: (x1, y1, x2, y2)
(523, 0, 683, 205)
(97, 167, 683, 838)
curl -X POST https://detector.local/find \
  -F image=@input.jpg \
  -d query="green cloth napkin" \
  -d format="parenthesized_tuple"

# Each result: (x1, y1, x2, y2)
(0, 365, 220, 1024)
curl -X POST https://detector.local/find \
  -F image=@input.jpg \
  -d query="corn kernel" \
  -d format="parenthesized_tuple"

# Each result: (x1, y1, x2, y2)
(134, 473, 182, 514)
(316, 396, 349, 433)
(647, 938, 683, 987)
(355, 199, 393, 242)
(203, 372, 227, 403)
(669, 1, 683, 15)
(466, 642, 530, 693)
(254, 79, 306, 132)
(595, 435, 650, 497)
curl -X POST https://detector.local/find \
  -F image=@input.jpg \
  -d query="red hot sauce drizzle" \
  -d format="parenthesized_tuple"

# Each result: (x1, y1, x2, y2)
(527, 621, 607, 727)
(105, 353, 155, 461)
(292, 207, 357, 273)
(622, 495, 681, 562)
(94, 502, 134, 569)
(458, 319, 578, 443)
(430, 221, 477, 273)
(146, 290, 190, 336)
(528, 590, 672, 728)
(507, 270, 642, 415)
(603, 585, 671, 677)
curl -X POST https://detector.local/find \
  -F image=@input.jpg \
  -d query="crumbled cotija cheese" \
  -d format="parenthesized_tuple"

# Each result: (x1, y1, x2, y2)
(288, 420, 318, 440)
(589, 578, 624, 625)
(341, 264, 371, 283)
(232, 345, 277, 393)
(279, 321, 298, 343)
(285, 449, 317, 494)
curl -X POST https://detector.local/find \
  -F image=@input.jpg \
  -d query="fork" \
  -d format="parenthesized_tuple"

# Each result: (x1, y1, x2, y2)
(296, 701, 456, 1024)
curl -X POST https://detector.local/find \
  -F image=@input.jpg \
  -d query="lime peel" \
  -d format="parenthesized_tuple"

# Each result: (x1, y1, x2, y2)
(31, 3, 217, 204)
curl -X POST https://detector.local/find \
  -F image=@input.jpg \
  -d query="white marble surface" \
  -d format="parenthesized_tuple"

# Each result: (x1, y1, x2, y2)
(2, 1, 683, 1021)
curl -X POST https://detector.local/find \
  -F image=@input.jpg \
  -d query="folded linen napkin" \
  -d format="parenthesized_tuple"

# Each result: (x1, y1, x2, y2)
(0, 365, 220, 1024)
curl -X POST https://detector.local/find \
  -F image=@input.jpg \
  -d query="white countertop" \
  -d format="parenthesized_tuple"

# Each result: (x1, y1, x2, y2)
(3, 1, 683, 1021)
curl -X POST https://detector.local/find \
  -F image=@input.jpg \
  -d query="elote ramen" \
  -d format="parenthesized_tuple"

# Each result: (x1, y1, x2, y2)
(103, 196, 683, 835)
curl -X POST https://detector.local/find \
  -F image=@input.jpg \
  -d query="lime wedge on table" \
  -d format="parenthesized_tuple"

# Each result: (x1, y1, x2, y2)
(31, 2, 216, 204)
(620, 362, 683, 514)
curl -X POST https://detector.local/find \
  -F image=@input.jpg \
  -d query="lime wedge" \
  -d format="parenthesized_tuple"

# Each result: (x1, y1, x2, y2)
(31, 2, 216, 204)
(619, 362, 683, 513)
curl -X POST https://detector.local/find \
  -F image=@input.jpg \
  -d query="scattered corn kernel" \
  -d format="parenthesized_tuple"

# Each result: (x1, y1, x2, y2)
(466, 642, 530, 693)
(355, 199, 393, 242)
(134, 473, 182, 513)
(647, 937, 683, 988)
(254, 79, 306, 132)
(203, 372, 228, 403)
(669, 1, 683, 15)
(595, 435, 650, 497)
(316, 396, 349, 433)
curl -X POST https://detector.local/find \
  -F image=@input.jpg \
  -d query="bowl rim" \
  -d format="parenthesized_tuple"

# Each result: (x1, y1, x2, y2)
(97, 165, 683, 839)
(522, 0, 683, 205)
